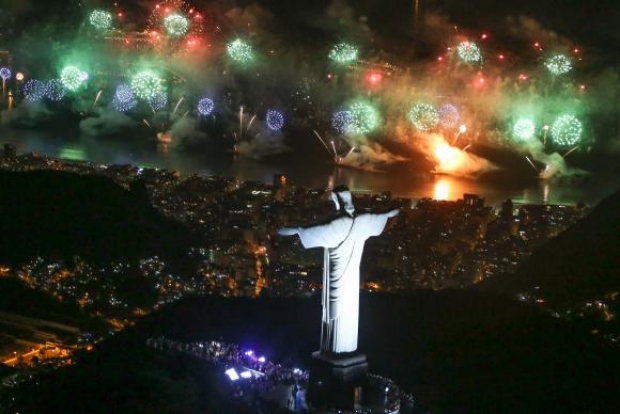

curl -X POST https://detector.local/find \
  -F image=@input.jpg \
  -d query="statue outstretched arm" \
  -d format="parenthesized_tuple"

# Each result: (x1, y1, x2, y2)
(278, 227, 300, 236)
(280, 219, 347, 248)
(361, 208, 400, 238)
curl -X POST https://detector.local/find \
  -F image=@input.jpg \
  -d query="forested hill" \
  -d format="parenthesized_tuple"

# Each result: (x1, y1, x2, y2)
(0, 169, 196, 264)
(479, 187, 620, 306)
(8, 292, 620, 413)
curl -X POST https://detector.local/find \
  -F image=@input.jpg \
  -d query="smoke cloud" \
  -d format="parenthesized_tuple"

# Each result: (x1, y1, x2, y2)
(1, 0, 618, 182)
(79, 108, 135, 137)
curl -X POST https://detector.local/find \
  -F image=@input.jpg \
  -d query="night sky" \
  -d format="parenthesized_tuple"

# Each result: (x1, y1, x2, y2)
(1, 0, 619, 178)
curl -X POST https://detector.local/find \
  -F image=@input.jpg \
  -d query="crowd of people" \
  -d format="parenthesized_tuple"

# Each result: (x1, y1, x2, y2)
(146, 336, 309, 411)
(146, 337, 417, 413)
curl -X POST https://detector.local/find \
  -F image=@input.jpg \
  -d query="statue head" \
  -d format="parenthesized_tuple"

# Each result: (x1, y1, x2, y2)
(331, 185, 355, 216)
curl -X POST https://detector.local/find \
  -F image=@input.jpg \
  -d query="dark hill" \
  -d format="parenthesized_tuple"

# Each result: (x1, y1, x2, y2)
(0, 169, 195, 264)
(10, 292, 620, 413)
(479, 187, 620, 306)
(0, 277, 102, 330)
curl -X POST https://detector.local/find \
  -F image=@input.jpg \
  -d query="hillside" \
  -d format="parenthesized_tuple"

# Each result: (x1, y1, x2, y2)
(0, 277, 102, 328)
(0, 169, 196, 264)
(7, 292, 620, 413)
(479, 187, 620, 306)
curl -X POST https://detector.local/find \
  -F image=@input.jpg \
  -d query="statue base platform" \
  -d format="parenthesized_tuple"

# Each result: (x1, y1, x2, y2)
(306, 351, 369, 410)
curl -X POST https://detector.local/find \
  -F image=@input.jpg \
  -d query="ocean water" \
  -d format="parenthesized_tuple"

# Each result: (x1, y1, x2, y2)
(2, 128, 618, 207)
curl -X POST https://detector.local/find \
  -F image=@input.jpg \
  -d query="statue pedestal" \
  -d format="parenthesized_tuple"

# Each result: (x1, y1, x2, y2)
(306, 351, 369, 410)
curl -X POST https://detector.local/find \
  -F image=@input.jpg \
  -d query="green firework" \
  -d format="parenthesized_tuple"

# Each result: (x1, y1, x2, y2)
(89, 10, 112, 30)
(328, 42, 359, 65)
(131, 71, 165, 101)
(227, 39, 254, 64)
(164, 13, 189, 37)
(512, 118, 536, 141)
(545, 54, 572, 75)
(60, 66, 87, 91)
(348, 101, 380, 134)
(551, 114, 582, 146)
(409, 103, 439, 131)
(457, 41, 481, 63)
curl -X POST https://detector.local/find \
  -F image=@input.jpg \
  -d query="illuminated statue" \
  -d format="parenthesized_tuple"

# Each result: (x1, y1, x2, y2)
(279, 186, 399, 354)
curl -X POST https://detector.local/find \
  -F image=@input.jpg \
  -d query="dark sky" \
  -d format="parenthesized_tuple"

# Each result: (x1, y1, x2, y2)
(235, 0, 620, 64)
(3, 0, 619, 53)
(360, 0, 619, 56)
(431, 0, 620, 45)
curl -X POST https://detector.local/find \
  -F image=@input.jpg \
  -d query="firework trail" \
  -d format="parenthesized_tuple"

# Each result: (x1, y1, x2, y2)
(246, 114, 257, 134)
(330, 140, 338, 157)
(172, 96, 184, 115)
(563, 146, 579, 158)
(525, 156, 539, 172)
(313, 129, 332, 154)
(92, 90, 102, 110)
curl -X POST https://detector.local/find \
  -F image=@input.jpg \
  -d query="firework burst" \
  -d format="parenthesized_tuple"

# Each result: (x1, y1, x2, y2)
(512, 118, 536, 141)
(544, 54, 572, 75)
(60, 66, 88, 91)
(328, 42, 359, 65)
(409, 103, 439, 132)
(348, 101, 380, 134)
(112, 84, 137, 111)
(148, 0, 205, 51)
(148, 90, 169, 111)
(44, 79, 66, 101)
(0, 67, 11, 80)
(197, 96, 214, 116)
(457, 41, 481, 63)
(332, 110, 354, 134)
(227, 39, 254, 64)
(266, 109, 284, 131)
(164, 13, 189, 37)
(438, 104, 459, 129)
(131, 71, 165, 101)
(23, 79, 46, 102)
(89, 10, 113, 31)
(551, 114, 582, 147)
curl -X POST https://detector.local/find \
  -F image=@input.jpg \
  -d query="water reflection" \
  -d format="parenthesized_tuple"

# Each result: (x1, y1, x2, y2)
(2, 129, 617, 207)
(157, 142, 171, 156)
(59, 147, 86, 161)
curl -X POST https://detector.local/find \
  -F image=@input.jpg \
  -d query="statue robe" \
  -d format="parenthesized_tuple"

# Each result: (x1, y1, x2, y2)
(297, 212, 392, 354)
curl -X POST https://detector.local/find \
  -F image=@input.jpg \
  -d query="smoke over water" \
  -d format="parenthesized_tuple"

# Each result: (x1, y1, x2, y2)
(339, 141, 406, 172)
(417, 133, 497, 177)
(79, 108, 135, 137)
(2, 0, 619, 180)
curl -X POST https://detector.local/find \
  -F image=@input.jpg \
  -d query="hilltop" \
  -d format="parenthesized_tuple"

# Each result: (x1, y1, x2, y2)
(7, 292, 620, 413)
(480, 187, 620, 307)
(0, 169, 196, 264)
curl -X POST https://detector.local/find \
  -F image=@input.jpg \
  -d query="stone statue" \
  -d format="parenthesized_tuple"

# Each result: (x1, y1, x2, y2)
(279, 186, 399, 354)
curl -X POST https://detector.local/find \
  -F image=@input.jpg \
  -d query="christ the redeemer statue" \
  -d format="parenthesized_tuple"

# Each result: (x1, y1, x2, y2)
(279, 186, 398, 354)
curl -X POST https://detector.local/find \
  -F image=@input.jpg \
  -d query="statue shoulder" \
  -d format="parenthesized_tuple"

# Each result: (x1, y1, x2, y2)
(327, 215, 351, 230)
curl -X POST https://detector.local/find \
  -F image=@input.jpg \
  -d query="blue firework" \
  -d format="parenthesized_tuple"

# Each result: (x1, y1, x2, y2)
(266, 109, 284, 131)
(331, 110, 354, 134)
(23, 79, 46, 102)
(44, 79, 66, 101)
(197, 97, 214, 116)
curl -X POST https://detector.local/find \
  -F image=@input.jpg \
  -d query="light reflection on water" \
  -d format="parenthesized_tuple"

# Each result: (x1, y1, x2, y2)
(3, 129, 618, 207)
(433, 179, 451, 201)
